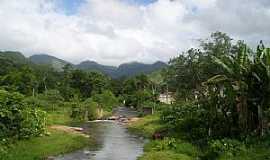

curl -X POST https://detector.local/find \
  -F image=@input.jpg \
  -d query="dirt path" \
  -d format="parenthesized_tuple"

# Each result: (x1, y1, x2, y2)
(49, 125, 90, 138)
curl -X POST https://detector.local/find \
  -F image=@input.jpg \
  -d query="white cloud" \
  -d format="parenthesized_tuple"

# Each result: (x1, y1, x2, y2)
(0, 0, 269, 65)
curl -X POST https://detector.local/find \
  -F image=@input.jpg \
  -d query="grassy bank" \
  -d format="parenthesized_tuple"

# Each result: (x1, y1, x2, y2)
(138, 139, 200, 160)
(128, 114, 270, 160)
(47, 108, 72, 125)
(128, 114, 199, 160)
(0, 109, 92, 160)
(128, 114, 163, 138)
(0, 129, 90, 160)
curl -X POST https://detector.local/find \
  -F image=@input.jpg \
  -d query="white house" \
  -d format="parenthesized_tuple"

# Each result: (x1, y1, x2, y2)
(158, 93, 175, 104)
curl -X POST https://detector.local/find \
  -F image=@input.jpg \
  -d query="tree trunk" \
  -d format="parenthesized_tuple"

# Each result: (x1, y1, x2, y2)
(237, 95, 248, 134)
(32, 88, 35, 97)
(258, 104, 264, 136)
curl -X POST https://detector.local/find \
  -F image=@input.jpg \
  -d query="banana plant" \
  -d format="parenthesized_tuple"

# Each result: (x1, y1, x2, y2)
(205, 43, 252, 135)
(207, 41, 270, 136)
(250, 42, 270, 136)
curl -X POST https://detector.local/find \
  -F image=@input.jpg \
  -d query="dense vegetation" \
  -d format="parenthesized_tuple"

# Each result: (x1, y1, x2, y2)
(164, 32, 270, 139)
(130, 32, 270, 160)
(1, 31, 270, 159)
(0, 90, 46, 140)
(0, 52, 120, 158)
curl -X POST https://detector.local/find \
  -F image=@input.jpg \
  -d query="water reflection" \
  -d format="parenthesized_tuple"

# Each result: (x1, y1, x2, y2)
(55, 121, 145, 160)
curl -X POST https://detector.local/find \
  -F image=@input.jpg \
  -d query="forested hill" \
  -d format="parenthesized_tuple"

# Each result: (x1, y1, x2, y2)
(29, 54, 167, 78)
(76, 60, 119, 78)
(0, 51, 29, 64)
(29, 54, 69, 71)
(0, 52, 167, 78)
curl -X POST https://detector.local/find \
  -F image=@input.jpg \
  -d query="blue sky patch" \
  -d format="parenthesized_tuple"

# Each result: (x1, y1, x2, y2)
(58, 0, 157, 15)
(126, 0, 157, 5)
(57, 0, 86, 15)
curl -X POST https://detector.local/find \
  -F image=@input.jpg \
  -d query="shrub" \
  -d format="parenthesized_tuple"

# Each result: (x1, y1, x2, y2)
(92, 90, 119, 111)
(144, 139, 199, 158)
(204, 138, 246, 159)
(0, 90, 47, 140)
(153, 138, 177, 151)
(70, 101, 85, 121)
(23, 90, 65, 111)
(19, 108, 47, 139)
(70, 98, 99, 121)
(161, 102, 207, 141)
(83, 98, 98, 120)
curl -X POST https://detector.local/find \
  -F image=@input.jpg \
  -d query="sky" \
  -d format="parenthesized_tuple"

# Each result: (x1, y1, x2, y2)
(0, 0, 269, 66)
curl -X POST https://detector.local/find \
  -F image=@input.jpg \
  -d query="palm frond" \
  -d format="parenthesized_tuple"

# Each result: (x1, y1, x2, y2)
(211, 55, 234, 75)
(204, 75, 228, 85)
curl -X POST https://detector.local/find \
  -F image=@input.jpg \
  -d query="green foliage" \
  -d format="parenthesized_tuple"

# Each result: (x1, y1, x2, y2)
(56, 66, 112, 100)
(0, 66, 37, 95)
(122, 74, 156, 108)
(144, 139, 199, 158)
(70, 98, 87, 121)
(0, 129, 90, 160)
(153, 138, 177, 151)
(140, 138, 199, 160)
(70, 90, 118, 121)
(161, 102, 207, 141)
(128, 114, 164, 138)
(164, 32, 270, 140)
(92, 90, 119, 111)
(164, 32, 235, 100)
(47, 109, 72, 125)
(23, 90, 65, 111)
(0, 90, 47, 141)
(202, 139, 246, 160)
(138, 151, 193, 160)
(83, 98, 99, 120)
(129, 32, 270, 160)
(18, 108, 46, 139)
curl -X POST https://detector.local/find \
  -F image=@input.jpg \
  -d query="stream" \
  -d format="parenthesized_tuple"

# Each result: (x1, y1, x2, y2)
(55, 107, 145, 160)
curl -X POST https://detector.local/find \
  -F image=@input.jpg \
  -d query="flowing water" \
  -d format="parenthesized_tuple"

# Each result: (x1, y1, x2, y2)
(55, 107, 145, 160)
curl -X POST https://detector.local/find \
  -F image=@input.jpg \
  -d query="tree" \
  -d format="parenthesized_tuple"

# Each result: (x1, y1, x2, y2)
(164, 32, 270, 138)
(122, 74, 155, 108)
(205, 41, 270, 136)
(0, 66, 38, 96)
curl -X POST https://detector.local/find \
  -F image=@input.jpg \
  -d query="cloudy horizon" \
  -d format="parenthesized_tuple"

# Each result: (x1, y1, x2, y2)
(0, 0, 269, 65)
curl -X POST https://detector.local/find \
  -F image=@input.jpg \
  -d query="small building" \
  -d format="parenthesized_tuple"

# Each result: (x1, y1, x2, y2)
(158, 93, 175, 104)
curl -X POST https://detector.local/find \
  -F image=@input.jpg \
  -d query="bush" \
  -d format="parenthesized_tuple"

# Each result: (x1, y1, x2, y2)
(143, 139, 199, 160)
(83, 98, 98, 120)
(153, 138, 177, 151)
(70, 101, 85, 121)
(128, 114, 164, 138)
(138, 151, 193, 160)
(92, 90, 119, 111)
(19, 108, 47, 139)
(0, 90, 47, 140)
(23, 90, 65, 111)
(161, 102, 207, 141)
(204, 138, 246, 159)
(70, 98, 99, 121)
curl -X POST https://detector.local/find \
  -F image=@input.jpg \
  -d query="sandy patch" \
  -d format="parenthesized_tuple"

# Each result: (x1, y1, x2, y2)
(49, 125, 90, 138)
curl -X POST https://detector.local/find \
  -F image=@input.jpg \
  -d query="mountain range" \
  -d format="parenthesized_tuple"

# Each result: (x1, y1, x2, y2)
(0, 51, 167, 78)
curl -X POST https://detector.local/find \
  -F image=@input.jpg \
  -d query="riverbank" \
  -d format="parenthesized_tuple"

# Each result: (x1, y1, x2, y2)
(128, 114, 199, 160)
(0, 128, 90, 160)
(128, 114, 270, 160)
(0, 110, 92, 160)
(128, 114, 163, 138)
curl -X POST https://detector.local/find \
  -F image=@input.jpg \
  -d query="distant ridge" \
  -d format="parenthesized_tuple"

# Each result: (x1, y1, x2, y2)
(29, 54, 71, 71)
(0, 51, 28, 64)
(76, 60, 119, 78)
(1, 52, 167, 78)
